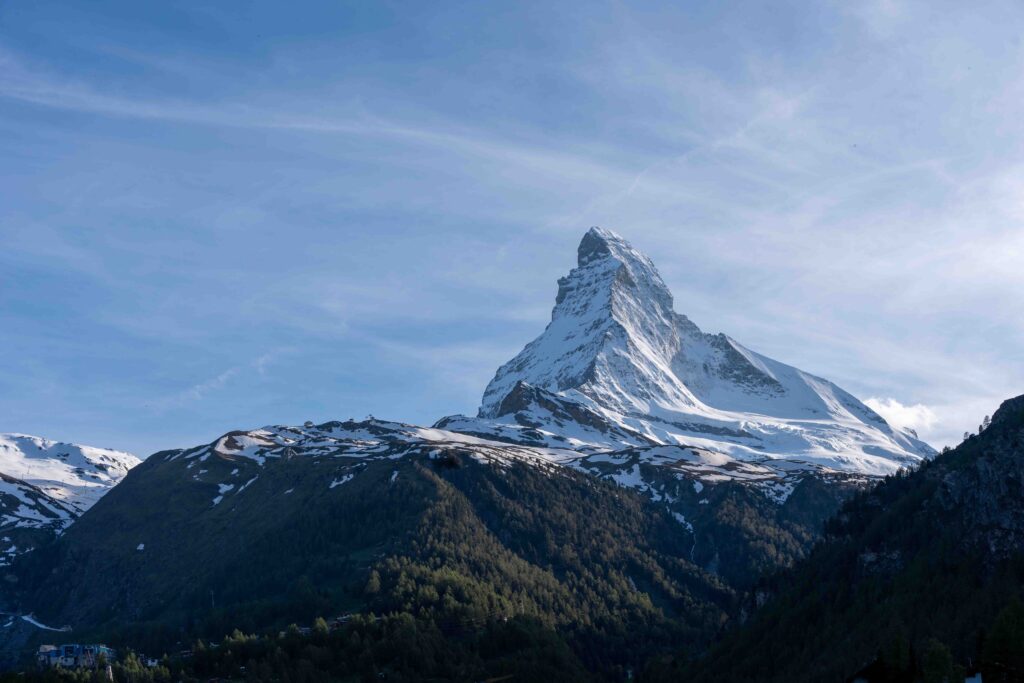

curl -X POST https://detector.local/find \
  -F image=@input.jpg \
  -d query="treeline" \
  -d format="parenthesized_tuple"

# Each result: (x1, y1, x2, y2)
(1, 615, 592, 683)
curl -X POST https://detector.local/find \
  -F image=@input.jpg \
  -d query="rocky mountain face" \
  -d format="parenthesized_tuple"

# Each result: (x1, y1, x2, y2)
(446, 228, 933, 477)
(679, 394, 1024, 683)
(0, 434, 138, 567)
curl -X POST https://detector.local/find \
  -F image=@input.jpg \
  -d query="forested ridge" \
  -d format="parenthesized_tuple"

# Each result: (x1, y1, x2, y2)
(2, 436, 854, 678)
(670, 395, 1024, 683)
(5, 452, 734, 677)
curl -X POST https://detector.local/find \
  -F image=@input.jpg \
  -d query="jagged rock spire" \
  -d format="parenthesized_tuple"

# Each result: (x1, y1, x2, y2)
(473, 227, 934, 474)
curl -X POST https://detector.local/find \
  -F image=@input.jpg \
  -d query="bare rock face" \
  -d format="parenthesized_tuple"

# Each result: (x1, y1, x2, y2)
(932, 395, 1024, 561)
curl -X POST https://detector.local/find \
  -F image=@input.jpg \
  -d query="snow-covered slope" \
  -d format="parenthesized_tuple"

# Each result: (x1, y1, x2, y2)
(0, 434, 139, 512)
(446, 227, 934, 476)
(437, 382, 660, 452)
(147, 414, 870, 521)
(164, 418, 577, 487)
(0, 434, 139, 564)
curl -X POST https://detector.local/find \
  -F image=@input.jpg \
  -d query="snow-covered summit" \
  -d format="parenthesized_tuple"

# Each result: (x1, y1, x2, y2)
(464, 228, 934, 475)
(481, 227, 685, 417)
(0, 434, 139, 565)
(0, 433, 139, 514)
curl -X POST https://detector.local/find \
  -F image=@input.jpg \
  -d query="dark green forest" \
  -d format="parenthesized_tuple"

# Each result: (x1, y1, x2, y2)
(5, 451, 737, 678)
(670, 396, 1024, 682)
(1, 617, 595, 683)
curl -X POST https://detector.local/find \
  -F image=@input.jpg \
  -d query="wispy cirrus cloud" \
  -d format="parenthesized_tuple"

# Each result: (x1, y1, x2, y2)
(182, 367, 240, 402)
(0, 46, 639, 194)
(152, 352, 287, 412)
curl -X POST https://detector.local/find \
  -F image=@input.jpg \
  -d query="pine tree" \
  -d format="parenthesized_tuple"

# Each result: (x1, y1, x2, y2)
(365, 570, 382, 595)
(921, 639, 955, 683)
(983, 600, 1024, 683)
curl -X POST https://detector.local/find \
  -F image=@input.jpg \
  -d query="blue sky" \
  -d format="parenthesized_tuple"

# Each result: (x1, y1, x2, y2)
(2, 0, 1021, 455)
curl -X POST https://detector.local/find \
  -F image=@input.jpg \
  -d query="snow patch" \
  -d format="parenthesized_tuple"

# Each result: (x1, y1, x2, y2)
(330, 474, 355, 489)
(212, 483, 234, 506)
(21, 614, 70, 632)
(671, 511, 694, 533)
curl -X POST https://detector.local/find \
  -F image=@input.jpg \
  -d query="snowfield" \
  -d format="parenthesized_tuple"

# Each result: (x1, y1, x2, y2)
(0, 434, 139, 513)
(0, 434, 139, 565)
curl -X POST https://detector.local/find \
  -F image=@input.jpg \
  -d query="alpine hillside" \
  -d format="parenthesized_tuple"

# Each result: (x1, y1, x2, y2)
(678, 393, 1024, 683)
(6, 419, 741, 677)
(0, 434, 139, 567)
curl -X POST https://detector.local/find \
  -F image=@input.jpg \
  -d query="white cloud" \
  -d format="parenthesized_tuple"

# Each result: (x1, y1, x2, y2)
(865, 397, 938, 436)
(153, 353, 281, 411)
(184, 368, 240, 402)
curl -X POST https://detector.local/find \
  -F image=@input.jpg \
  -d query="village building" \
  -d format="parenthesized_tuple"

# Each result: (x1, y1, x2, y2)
(37, 644, 116, 669)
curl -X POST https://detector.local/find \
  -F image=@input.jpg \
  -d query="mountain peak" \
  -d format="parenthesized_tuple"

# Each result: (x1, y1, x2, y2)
(472, 226, 934, 474)
(578, 226, 628, 265)
(991, 393, 1024, 426)
(479, 228, 681, 418)
(0, 433, 139, 511)
(0, 433, 139, 567)
(555, 227, 674, 313)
